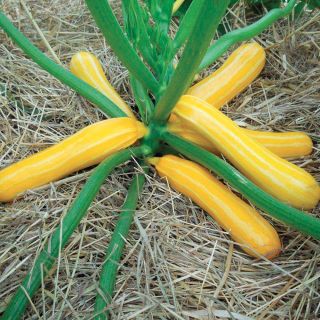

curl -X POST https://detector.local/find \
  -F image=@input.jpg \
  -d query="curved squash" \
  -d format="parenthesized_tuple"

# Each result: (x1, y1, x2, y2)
(70, 52, 135, 118)
(242, 129, 313, 158)
(188, 42, 265, 109)
(169, 43, 312, 159)
(0, 118, 147, 202)
(149, 155, 281, 259)
(168, 116, 313, 158)
(172, 95, 320, 209)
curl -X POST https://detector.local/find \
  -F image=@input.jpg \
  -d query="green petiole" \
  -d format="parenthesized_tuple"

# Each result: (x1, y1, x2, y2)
(85, 0, 159, 95)
(172, 0, 208, 56)
(94, 166, 148, 320)
(198, 0, 297, 71)
(152, 0, 229, 123)
(130, 76, 154, 124)
(1, 147, 145, 320)
(0, 12, 126, 118)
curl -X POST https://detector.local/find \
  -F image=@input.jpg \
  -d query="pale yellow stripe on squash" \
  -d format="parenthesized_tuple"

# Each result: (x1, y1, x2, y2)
(168, 116, 313, 158)
(150, 155, 281, 259)
(187, 42, 266, 109)
(0, 118, 147, 202)
(171, 43, 312, 159)
(242, 129, 313, 158)
(173, 95, 320, 209)
(192, 46, 257, 101)
(70, 52, 135, 118)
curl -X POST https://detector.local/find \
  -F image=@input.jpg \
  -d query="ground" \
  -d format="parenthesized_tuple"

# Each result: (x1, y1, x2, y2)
(0, 1, 319, 319)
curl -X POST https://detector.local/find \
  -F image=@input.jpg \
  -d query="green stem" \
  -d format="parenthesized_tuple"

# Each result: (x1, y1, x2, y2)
(122, 0, 160, 74)
(173, 0, 186, 14)
(198, 0, 297, 71)
(172, 0, 207, 56)
(144, 0, 174, 77)
(146, 0, 174, 35)
(1, 147, 145, 320)
(94, 166, 148, 320)
(85, 0, 159, 94)
(130, 76, 154, 124)
(163, 132, 320, 240)
(0, 12, 126, 118)
(152, 0, 229, 123)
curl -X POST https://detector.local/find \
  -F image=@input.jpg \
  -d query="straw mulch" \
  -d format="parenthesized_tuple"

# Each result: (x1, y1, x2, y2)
(0, 1, 319, 319)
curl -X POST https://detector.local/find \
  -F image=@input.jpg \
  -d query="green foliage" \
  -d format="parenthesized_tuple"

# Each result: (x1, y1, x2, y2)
(172, 0, 193, 16)
(152, 0, 229, 123)
(122, 0, 175, 95)
(122, 0, 158, 72)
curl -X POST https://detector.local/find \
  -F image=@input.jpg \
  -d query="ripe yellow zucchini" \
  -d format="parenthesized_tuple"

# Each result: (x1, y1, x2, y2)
(0, 118, 147, 202)
(242, 129, 313, 158)
(70, 52, 135, 118)
(168, 116, 313, 158)
(187, 42, 266, 109)
(173, 95, 320, 209)
(149, 155, 281, 259)
(169, 43, 312, 158)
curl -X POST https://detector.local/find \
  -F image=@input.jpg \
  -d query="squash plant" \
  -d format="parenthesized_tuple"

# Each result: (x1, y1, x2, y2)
(0, 0, 319, 319)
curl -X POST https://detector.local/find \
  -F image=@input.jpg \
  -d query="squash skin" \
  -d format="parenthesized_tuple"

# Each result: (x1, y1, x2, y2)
(187, 42, 266, 109)
(149, 155, 281, 259)
(242, 129, 313, 158)
(0, 118, 147, 202)
(70, 52, 135, 118)
(173, 95, 320, 210)
(169, 42, 312, 158)
(168, 116, 313, 158)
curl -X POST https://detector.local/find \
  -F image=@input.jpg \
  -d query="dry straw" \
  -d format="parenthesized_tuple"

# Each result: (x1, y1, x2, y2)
(0, 0, 319, 319)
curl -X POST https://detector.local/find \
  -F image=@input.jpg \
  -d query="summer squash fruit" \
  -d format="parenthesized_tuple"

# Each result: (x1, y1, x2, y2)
(187, 42, 266, 109)
(149, 155, 281, 259)
(0, 118, 147, 202)
(169, 116, 313, 158)
(173, 95, 320, 209)
(70, 51, 135, 118)
(168, 42, 312, 158)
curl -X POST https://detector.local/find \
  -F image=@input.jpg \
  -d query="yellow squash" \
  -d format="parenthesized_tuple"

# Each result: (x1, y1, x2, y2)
(242, 129, 313, 158)
(187, 42, 266, 109)
(169, 42, 312, 158)
(70, 52, 135, 118)
(173, 95, 320, 209)
(149, 155, 281, 259)
(168, 116, 313, 158)
(0, 118, 147, 202)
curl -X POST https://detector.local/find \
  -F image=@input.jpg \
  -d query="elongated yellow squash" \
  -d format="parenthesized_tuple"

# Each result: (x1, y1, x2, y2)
(173, 95, 320, 209)
(70, 52, 135, 118)
(169, 43, 312, 158)
(0, 118, 147, 202)
(242, 129, 313, 158)
(187, 42, 266, 109)
(149, 155, 281, 259)
(168, 116, 313, 158)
